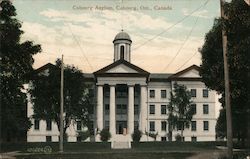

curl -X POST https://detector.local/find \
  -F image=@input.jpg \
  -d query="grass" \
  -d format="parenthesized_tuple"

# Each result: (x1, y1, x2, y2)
(0, 142, 111, 153)
(132, 141, 224, 151)
(2, 141, 248, 159)
(1, 141, 226, 153)
(0, 141, 233, 159)
(15, 152, 194, 159)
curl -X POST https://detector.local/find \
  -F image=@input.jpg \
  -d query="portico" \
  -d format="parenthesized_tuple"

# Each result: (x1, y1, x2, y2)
(96, 82, 148, 137)
(94, 75, 149, 139)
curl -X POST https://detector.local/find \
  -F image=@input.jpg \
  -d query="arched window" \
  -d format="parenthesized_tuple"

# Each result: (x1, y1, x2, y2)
(120, 46, 124, 60)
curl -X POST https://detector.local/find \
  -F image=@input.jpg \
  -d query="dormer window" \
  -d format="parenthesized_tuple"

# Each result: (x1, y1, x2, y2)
(120, 46, 124, 60)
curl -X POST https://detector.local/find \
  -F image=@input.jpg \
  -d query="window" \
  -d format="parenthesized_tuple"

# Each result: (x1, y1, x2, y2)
(203, 89, 209, 98)
(46, 136, 52, 142)
(134, 121, 139, 130)
(46, 120, 52, 131)
(191, 104, 196, 115)
(161, 105, 167, 115)
(34, 119, 40, 130)
(116, 104, 127, 114)
(121, 105, 127, 114)
(203, 121, 209, 131)
(149, 90, 155, 98)
(191, 89, 196, 97)
(203, 104, 209, 114)
(134, 105, 139, 115)
(104, 89, 110, 97)
(161, 90, 167, 98)
(191, 121, 196, 131)
(191, 136, 197, 142)
(149, 105, 155, 115)
(105, 121, 109, 130)
(161, 137, 167, 141)
(149, 121, 155, 131)
(161, 121, 167, 131)
(105, 104, 110, 115)
(120, 46, 124, 60)
(134, 90, 139, 97)
(77, 121, 81, 131)
(116, 91, 127, 98)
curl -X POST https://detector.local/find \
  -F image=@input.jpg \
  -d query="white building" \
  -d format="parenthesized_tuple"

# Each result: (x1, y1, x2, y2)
(27, 31, 219, 142)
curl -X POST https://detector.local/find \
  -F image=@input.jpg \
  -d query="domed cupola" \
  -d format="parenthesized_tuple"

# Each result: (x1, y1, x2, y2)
(113, 30, 132, 62)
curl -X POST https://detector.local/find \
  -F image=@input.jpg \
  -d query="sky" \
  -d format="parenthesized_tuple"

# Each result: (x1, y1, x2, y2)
(13, 0, 221, 73)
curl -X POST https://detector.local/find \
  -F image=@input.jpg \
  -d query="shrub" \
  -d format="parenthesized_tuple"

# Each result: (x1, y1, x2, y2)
(132, 129, 142, 142)
(100, 129, 111, 142)
(145, 131, 158, 141)
(78, 130, 90, 141)
(175, 134, 182, 142)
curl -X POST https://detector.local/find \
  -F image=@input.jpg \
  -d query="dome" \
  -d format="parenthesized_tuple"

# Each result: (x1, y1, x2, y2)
(113, 31, 132, 42)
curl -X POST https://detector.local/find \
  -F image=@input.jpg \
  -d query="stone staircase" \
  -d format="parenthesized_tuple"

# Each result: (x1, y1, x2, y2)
(111, 141, 131, 149)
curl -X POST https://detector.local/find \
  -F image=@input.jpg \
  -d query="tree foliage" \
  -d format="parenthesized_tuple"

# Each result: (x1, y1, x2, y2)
(0, 0, 41, 142)
(100, 129, 111, 142)
(199, 0, 250, 143)
(167, 83, 194, 141)
(132, 129, 142, 142)
(29, 60, 93, 138)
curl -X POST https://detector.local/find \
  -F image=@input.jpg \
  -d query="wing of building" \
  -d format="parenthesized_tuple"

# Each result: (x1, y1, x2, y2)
(27, 31, 220, 142)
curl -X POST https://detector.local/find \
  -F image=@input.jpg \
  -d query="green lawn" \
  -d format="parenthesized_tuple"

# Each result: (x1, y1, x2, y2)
(0, 142, 225, 152)
(15, 152, 194, 159)
(2, 142, 248, 159)
(1, 141, 226, 153)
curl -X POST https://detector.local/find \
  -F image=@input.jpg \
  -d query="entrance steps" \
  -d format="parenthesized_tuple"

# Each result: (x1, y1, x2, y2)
(111, 141, 131, 149)
(111, 134, 131, 149)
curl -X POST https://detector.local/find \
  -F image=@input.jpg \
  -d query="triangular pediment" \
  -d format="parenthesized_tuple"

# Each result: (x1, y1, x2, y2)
(106, 64, 138, 73)
(178, 69, 200, 78)
(94, 59, 149, 77)
(169, 65, 201, 79)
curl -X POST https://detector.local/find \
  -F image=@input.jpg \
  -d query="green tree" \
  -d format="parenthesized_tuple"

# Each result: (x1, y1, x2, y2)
(199, 0, 250, 144)
(0, 0, 41, 142)
(167, 83, 194, 141)
(29, 60, 93, 141)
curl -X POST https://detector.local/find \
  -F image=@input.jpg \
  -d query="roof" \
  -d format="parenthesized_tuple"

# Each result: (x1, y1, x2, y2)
(149, 73, 173, 82)
(33, 63, 57, 74)
(94, 59, 150, 78)
(113, 31, 132, 42)
(168, 65, 202, 81)
(31, 63, 202, 82)
(150, 73, 172, 79)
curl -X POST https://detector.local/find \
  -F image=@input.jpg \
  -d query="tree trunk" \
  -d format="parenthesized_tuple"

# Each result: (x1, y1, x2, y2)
(248, 110, 250, 150)
(181, 122, 184, 142)
(181, 130, 183, 142)
(168, 124, 173, 141)
(56, 117, 71, 142)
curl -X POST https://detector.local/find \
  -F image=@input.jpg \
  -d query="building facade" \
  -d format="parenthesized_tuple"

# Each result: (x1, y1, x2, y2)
(27, 31, 219, 142)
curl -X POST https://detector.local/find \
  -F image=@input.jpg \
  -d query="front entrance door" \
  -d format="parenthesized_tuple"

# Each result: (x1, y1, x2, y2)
(116, 121, 127, 134)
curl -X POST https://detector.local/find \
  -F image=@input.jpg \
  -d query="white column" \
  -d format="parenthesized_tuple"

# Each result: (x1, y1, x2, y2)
(128, 85, 134, 134)
(140, 85, 147, 133)
(97, 85, 103, 131)
(109, 85, 116, 136)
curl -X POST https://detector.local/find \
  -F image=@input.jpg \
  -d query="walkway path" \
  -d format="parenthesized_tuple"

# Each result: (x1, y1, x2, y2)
(0, 151, 18, 159)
